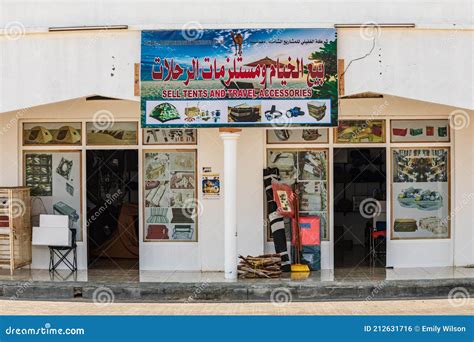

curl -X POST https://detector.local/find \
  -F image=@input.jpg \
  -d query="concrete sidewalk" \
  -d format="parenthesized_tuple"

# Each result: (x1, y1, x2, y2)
(0, 299, 472, 315)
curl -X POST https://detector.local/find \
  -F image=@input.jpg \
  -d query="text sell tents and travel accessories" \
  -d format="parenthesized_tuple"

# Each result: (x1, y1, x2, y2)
(140, 28, 338, 128)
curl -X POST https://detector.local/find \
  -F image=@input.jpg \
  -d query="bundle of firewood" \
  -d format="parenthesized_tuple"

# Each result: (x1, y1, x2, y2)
(238, 254, 282, 278)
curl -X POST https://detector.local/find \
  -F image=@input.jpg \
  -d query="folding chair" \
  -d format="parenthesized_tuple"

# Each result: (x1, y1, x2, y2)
(32, 214, 77, 272)
(49, 229, 77, 272)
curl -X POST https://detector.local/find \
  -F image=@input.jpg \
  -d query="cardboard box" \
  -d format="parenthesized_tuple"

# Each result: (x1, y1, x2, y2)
(32, 226, 71, 247)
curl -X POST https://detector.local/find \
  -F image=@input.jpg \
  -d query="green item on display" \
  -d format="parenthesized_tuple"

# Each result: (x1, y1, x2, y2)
(438, 126, 448, 137)
(150, 103, 180, 123)
(410, 128, 423, 136)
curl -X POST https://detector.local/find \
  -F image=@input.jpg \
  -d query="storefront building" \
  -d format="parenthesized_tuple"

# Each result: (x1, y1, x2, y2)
(0, 1, 473, 277)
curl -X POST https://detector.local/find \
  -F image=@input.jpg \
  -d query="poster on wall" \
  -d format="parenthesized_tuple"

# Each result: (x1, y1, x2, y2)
(391, 148, 450, 239)
(143, 150, 198, 241)
(335, 120, 385, 143)
(141, 28, 338, 128)
(202, 174, 220, 199)
(143, 128, 197, 145)
(23, 122, 82, 146)
(266, 128, 328, 144)
(266, 149, 329, 240)
(390, 119, 450, 143)
(24, 151, 82, 240)
(86, 122, 138, 146)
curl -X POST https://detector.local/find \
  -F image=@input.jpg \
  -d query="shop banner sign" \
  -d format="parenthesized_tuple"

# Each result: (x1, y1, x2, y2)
(141, 28, 338, 128)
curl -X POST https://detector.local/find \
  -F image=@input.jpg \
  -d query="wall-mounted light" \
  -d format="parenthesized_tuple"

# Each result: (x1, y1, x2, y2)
(49, 25, 128, 32)
(335, 23, 415, 28)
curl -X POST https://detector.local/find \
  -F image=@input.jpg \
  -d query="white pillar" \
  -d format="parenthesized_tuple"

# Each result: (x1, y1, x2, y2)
(220, 131, 240, 279)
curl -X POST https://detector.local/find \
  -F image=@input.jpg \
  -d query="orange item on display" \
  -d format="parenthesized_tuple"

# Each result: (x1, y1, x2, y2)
(292, 216, 321, 246)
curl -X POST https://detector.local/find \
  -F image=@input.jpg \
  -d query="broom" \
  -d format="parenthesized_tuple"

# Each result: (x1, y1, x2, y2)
(291, 187, 310, 273)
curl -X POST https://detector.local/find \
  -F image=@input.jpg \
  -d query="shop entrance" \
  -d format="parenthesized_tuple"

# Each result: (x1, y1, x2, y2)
(86, 150, 139, 270)
(333, 148, 387, 268)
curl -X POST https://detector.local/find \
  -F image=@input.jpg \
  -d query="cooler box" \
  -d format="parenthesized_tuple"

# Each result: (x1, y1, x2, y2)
(32, 215, 71, 247)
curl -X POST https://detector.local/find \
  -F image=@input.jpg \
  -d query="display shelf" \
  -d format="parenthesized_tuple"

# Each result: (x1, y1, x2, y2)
(0, 187, 32, 275)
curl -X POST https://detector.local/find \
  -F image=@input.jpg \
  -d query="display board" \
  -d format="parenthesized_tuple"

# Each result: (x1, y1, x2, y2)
(23, 151, 83, 240)
(143, 128, 197, 145)
(266, 149, 329, 240)
(390, 119, 450, 143)
(143, 150, 198, 241)
(141, 28, 338, 128)
(86, 122, 138, 146)
(391, 147, 450, 239)
(23, 122, 82, 146)
(334, 120, 385, 143)
(266, 128, 328, 144)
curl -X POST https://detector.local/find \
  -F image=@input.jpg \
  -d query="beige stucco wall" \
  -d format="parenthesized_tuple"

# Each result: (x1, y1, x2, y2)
(1, 96, 472, 270)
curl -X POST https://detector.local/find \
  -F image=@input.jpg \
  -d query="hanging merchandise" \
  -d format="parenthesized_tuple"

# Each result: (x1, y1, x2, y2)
(292, 216, 321, 247)
(292, 216, 321, 271)
(271, 182, 295, 217)
(263, 167, 291, 272)
(290, 187, 310, 273)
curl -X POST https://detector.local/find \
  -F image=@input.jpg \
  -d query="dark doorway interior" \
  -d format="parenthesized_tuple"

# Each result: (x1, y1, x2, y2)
(333, 148, 386, 268)
(86, 150, 139, 270)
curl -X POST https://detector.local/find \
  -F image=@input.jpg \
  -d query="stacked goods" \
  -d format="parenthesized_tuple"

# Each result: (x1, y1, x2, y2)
(238, 254, 282, 278)
(307, 101, 326, 121)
